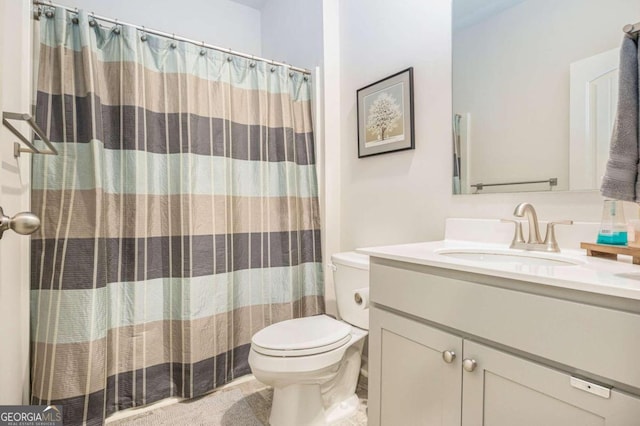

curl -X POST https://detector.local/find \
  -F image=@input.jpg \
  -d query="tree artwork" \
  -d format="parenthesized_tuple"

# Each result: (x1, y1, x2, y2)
(366, 92, 402, 141)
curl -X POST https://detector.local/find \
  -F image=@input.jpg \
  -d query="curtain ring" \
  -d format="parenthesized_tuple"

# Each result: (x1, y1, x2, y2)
(112, 18, 120, 35)
(140, 26, 147, 42)
(249, 55, 256, 68)
(200, 41, 206, 56)
(71, 7, 79, 24)
(88, 12, 97, 27)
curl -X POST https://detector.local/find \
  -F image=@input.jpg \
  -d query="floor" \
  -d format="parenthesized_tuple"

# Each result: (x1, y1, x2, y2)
(109, 375, 368, 425)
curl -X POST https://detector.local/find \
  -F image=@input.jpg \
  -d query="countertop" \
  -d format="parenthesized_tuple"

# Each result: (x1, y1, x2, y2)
(358, 240, 640, 301)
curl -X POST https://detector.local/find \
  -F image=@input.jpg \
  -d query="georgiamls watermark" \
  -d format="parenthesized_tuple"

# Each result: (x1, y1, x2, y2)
(0, 405, 62, 426)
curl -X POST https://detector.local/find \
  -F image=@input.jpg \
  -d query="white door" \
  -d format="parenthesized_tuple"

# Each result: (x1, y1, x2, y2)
(569, 48, 619, 190)
(0, 0, 33, 405)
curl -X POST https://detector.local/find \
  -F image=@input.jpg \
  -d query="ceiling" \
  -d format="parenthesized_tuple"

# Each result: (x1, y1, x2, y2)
(229, 0, 267, 11)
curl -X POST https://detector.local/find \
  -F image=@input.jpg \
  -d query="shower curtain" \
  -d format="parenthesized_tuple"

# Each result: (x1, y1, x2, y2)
(30, 7, 323, 426)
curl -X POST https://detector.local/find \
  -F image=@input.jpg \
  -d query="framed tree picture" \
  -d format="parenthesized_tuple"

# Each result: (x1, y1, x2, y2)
(357, 67, 414, 158)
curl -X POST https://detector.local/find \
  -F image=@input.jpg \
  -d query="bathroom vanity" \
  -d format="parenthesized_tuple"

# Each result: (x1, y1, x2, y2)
(360, 226, 640, 426)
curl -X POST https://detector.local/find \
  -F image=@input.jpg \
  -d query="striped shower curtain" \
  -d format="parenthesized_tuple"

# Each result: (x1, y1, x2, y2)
(30, 7, 323, 426)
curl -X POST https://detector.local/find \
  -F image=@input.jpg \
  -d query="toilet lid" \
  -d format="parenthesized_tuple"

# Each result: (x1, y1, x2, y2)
(252, 315, 352, 353)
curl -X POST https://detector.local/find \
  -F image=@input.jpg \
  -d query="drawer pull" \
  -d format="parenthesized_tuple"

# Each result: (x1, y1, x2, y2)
(570, 377, 611, 399)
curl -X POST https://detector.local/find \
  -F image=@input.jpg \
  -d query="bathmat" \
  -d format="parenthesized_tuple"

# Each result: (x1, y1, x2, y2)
(109, 388, 263, 426)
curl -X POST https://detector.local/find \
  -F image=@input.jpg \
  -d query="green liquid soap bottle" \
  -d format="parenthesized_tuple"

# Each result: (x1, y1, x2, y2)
(597, 200, 627, 245)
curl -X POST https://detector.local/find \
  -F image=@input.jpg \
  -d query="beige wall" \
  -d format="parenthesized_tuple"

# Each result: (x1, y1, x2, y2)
(337, 0, 453, 250)
(61, 0, 263, 55)
(331, 0, 627, 254)
(261, 0, 324, 71)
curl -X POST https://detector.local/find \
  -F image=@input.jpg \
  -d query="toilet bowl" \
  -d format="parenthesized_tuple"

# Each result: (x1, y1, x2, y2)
(248, 251, 369, 426)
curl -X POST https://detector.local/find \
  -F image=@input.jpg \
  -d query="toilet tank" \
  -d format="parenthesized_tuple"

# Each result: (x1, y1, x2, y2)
(331, 251, 369, 330)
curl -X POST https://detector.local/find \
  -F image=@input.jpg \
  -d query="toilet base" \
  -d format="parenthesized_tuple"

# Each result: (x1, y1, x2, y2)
(268, 385, 360, 426)
(269, 383, 325, 426)
(325, 393, 360, 424)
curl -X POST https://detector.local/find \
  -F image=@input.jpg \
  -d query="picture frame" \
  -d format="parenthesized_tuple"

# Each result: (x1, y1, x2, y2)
(357, 67, 414, 158)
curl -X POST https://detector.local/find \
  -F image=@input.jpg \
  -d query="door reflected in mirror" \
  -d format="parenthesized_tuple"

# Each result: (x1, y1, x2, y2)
(452, 0, 639, 195)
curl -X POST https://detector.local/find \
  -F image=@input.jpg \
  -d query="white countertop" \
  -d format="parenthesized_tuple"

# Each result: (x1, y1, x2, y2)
(358, 239, 640, 301)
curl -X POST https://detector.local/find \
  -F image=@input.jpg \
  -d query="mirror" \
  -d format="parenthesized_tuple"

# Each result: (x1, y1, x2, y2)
(452, 0, 639, 194)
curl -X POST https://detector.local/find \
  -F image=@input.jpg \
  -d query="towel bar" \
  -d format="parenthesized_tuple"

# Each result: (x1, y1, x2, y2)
(470, 178, 558, 192)
(2, 111, 58, 158)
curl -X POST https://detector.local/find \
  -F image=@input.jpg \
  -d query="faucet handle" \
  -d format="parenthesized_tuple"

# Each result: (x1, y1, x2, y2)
(543, 220, 573, 251)
(500, 219, 525, 246)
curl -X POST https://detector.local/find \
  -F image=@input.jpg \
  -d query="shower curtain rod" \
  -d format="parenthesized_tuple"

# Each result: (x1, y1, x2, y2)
(32, 0, 312, 75)
(624, 21, 640, 35)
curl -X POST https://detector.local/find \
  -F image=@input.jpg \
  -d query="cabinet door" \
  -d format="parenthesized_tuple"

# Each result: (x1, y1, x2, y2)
(368, 307, 462, 426)
(462, 340, 640, 426)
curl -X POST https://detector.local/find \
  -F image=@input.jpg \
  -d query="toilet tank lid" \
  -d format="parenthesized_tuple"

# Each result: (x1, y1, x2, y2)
(331, 251, 369, 270)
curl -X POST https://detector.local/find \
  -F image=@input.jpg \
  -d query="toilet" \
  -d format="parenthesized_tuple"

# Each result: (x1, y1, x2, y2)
(248, 251, 369, 426)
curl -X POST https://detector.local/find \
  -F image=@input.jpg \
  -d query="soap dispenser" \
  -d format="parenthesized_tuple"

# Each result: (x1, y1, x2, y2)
(597, 200, 627, 245)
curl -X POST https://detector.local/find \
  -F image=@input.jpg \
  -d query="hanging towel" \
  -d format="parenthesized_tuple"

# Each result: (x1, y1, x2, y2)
(601, 34, 639, 201)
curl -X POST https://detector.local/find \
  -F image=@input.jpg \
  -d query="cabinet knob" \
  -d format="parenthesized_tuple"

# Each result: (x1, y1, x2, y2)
(442, 350, 456, 364)
(462, 358, 477, 372)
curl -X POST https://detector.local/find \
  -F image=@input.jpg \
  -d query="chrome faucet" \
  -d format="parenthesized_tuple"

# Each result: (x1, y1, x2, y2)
(501, 203, 573, 252)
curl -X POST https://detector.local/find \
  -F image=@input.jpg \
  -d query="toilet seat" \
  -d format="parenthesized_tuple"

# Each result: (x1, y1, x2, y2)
(251, 315, 352, 357)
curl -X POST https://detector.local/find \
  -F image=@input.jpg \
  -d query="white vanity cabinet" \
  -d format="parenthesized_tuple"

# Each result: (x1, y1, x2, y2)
(367, 258, 640, 426)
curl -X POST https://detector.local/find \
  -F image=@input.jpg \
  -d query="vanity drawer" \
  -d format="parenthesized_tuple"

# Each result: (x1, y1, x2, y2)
(370, 261, 640, 391)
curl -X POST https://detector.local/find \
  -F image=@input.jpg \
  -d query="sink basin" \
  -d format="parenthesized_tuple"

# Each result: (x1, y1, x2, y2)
(436, 248, 582, 267)
(614, 272, 640, 281)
